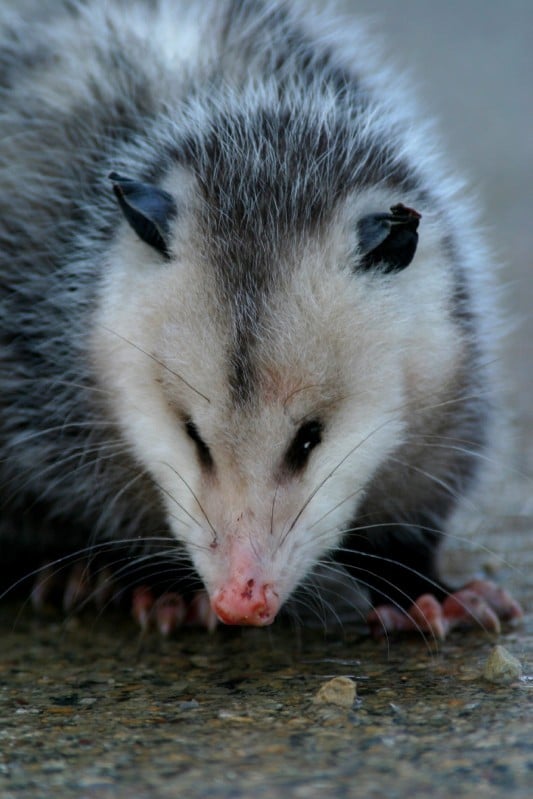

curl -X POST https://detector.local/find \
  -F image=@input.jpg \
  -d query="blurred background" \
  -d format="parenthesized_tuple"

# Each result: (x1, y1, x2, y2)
(340, 0, 532, 481)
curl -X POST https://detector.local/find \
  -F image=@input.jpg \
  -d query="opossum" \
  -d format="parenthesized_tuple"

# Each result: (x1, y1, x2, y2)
(0, 0, 522, 637)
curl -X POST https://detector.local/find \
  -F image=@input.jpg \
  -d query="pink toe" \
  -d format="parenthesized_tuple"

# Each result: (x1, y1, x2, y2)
(186, 591, 218, 632)
(442, 589, 500, 633)
(132, 585, 155, 631)
(367, 605, 416, 636)
(366, 579, 522, 641)
(463, 579, 523, 621)
(154, 592, 187, 636)
(409, 594, 449, 640)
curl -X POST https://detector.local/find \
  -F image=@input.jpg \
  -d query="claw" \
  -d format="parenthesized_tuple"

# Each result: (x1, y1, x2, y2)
(186, 591, 218, 632)
(368, 579, 522, 640)
(132, 585, 155, 631)
(154, 592, 187, 636)
(441, 589, 501, 634)
(367, 605, 415, 636)
(461, 579, 523, 621)
(29, 561, 219, 637)
(130, 588, 218, 635)
(410, 594, 449, 640)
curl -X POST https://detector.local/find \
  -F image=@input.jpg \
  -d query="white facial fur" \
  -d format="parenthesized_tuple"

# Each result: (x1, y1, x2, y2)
(91, 178, 463, 613)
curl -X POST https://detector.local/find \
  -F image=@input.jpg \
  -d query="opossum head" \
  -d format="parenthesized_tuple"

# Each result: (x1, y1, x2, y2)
(93, 163, 461, 627)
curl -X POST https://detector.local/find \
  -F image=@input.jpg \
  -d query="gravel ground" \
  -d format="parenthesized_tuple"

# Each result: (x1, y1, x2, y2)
(0, 597, 531, 799)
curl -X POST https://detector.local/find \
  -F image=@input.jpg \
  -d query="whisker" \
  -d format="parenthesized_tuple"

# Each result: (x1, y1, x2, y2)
(408, 436, 533, 484)
(327, 545, 501, 636)
(283, 415, 398, 544)
(293, 563, 369, 632)
(389, 453, 472, 509)
(270, 482, 280, 537)
(60, 552, 199, 621)
(314, 559, 441, 647)
(0, 535, 178, 601)
(100, 325, 211, 404)
(306, 486, 366, 532)
(0, 442, 133, 506)
(288, 584, 346, 631)
(313, 513, 526, 584)
(159, 462, 218, 544)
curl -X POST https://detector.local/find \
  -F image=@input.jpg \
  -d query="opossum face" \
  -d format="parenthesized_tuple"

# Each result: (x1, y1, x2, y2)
(94, 177, 461, 626)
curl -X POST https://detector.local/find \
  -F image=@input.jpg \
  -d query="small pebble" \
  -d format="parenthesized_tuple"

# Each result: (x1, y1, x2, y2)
(313, 676, 357, 707)
(483, 645, 522, 684)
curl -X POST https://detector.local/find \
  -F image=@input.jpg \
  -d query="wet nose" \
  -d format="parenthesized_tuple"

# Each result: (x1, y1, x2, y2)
(211, 578, 279, 626)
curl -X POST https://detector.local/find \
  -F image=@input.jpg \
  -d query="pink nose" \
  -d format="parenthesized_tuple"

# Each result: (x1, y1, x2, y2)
(211, 579, 279, 626)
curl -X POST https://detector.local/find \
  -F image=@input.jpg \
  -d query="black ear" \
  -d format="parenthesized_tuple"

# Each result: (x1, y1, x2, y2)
(357, 204, 421, 274)
(109, 172, 177, 258)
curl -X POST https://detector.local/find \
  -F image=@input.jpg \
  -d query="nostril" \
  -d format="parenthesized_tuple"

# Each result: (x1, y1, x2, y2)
(211, 580, 279, 627)
(241, 578, 255, 600)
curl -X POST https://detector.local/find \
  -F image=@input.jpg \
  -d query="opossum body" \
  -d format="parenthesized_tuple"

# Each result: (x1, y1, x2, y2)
(0, 0, 522, 636)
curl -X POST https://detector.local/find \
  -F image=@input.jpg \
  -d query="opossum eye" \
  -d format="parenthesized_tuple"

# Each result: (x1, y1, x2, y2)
(184, 419, 213, 469)
(285, 420, 323, 472)
(109, 172, 177, 258)
(357, 203, 421, 273)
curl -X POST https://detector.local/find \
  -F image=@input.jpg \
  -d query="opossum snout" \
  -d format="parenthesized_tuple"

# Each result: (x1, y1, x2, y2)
(211, 579, 280, 626)
(208, 538, 281, 625)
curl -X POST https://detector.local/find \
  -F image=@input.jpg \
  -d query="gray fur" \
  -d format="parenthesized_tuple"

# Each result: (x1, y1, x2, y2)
(0, 0, 495, 613)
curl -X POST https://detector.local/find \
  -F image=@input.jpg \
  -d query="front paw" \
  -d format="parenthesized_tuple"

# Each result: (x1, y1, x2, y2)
(367, 579, 523, 640)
